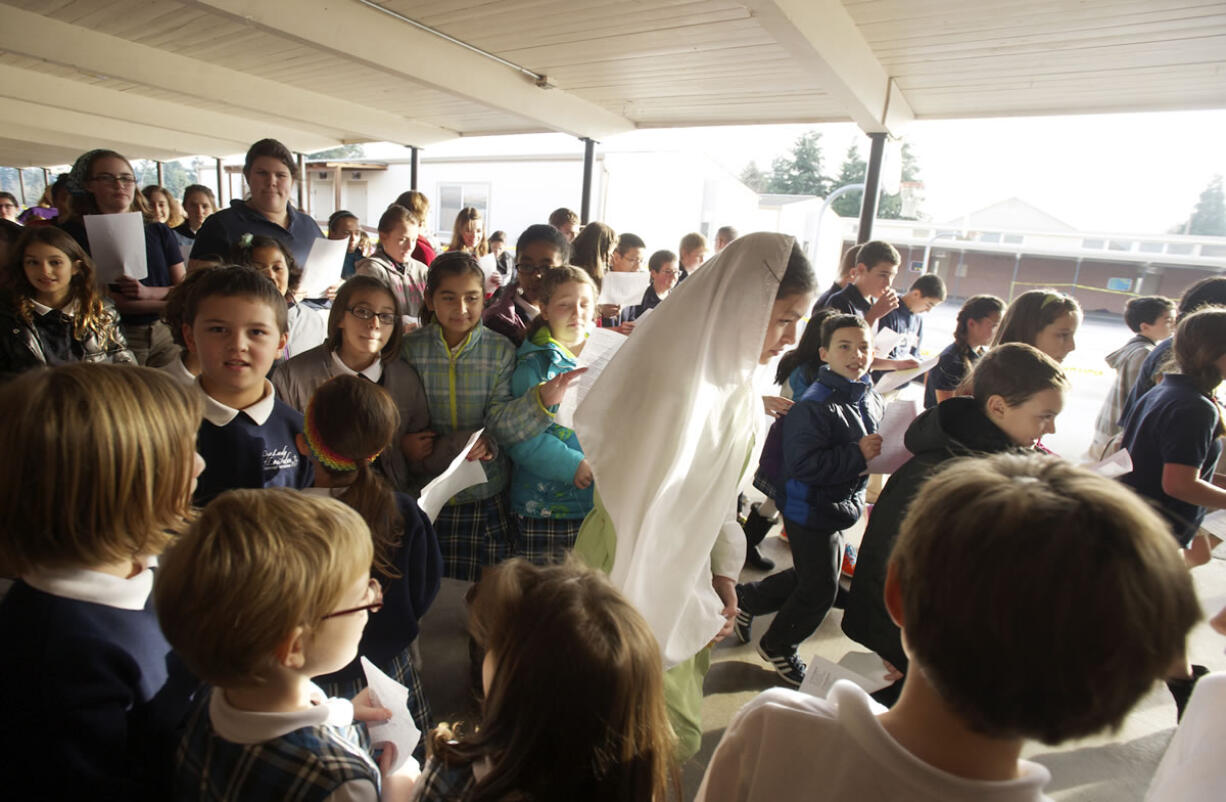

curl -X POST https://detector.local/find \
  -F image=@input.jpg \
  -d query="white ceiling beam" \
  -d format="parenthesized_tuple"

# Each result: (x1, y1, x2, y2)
(0, 5, 453, 149)
(186, 0, 636, 140)
(0, 98, 255, 161)
(746, 0, 914, 136)
(0, 138, 81, 169)
(0, 65, 343, 158)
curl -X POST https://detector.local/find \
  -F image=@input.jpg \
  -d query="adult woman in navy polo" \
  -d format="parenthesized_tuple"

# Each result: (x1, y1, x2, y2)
(188, 138, 322, 269)
(57, 149, 184, 367)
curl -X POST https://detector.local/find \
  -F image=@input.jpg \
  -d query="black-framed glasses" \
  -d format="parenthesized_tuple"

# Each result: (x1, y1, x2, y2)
(89, 173, 137, 187)
(322, 577, 383, 620)
(348, 306, 397, 326)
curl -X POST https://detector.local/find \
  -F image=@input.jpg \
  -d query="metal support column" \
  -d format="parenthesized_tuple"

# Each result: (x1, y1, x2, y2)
(1008, 252, 1023, 300)
(410, 146, 420, 191)
(216, 158, 225, 206)
(17, 168, 26, 205)
(41, 168, 50, 194)
(580, 137, 595, 224)
(296, 153, 306, 211)
(857, 132, 887, 244)
(156, 161, 164, 187)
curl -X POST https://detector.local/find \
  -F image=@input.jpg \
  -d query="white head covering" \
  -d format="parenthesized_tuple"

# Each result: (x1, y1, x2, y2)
(575, 232, 798, 667)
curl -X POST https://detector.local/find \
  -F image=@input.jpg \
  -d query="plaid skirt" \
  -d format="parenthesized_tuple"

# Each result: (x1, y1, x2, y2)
(316, 645, 431, 761)
(515, 515, 583, 566)
(436, 494, 517, 582)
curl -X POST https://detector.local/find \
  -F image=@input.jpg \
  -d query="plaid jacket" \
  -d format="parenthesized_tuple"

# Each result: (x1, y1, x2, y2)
(174, 693, 379, 801)
(411, 756, 475, 800)
(403, 321, 550, 504)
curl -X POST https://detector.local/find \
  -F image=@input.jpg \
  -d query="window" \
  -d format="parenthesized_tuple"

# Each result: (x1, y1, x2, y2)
(436, 183, 490, 239)
(1108, 239, 1132, 252)
(1081, 238, 1105, 249)
(978, 231, 1001, 243)
(1003, 234, 1024, 245)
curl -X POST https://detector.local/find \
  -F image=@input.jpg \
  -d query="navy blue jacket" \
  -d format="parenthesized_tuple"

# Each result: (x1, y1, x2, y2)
(1119, 338, 1172, 424)
(779, 366, 884, 530)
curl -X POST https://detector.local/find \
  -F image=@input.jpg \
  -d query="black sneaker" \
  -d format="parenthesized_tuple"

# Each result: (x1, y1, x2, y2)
(745, 545, 775, 571)
(758, 642, 806, 687)
(734, 610, 753, 644)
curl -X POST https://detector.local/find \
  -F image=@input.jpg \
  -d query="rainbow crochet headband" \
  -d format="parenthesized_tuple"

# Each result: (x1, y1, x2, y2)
(303, 396, 379, 472)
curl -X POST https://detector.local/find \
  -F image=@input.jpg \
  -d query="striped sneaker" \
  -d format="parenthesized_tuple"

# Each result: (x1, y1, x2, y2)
(734, 610, 753, 644)
(758, 642, 806, 687)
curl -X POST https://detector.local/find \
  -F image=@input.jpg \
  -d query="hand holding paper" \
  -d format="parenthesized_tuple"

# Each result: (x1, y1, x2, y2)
(416, 429, 488, 521)
(799, 651, 894, 700)
(84, 212, 148, 285)
(360, 657, 420, 775)
(874, 355, 940, 396)
(865, 399, 921, 475)
(555, 328, 627, 428)
(298, 237, 348, 299)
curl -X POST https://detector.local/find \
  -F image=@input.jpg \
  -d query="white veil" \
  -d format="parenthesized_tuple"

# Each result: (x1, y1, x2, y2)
(575, 232, 794, 667)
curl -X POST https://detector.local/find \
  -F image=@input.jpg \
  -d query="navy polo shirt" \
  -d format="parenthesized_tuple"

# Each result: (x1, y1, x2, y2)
(924, 342, 979, 408)
(189, 200, 322, 267)
(1119, 373, 1222, 546)
(59, 218, 180, 326)
(1119, 338, 1172, 425)
(827, 284, 872, 319)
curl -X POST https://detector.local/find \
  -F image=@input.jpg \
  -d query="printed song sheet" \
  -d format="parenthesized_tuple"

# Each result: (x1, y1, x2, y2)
(874, 355, 939, 396)
(799, 651, 894, 699)
(298, 236, 347, 298)
(416, 429, 488, 522)
(555, 328, 627, 428)
(361, 657, 420, 773)
(84, 212, 148, 285)
(873, 327, 902, 357)
(598, 271, 650, 307)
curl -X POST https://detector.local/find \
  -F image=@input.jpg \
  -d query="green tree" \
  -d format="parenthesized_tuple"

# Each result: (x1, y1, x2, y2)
(740, 161, 767, 192)
(830, 143, 867, 217)
(765, 131, 830, 196)
(308, 144, 365, 161)
(879, 143, 923, 220)
(1184, 175, 1226, 236)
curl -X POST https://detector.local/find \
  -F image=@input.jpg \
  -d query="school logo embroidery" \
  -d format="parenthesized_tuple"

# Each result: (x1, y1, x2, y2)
(263, 446, 299, 471)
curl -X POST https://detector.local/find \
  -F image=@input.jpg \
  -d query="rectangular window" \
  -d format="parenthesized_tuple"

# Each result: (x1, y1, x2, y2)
(437, 183, 490, 240)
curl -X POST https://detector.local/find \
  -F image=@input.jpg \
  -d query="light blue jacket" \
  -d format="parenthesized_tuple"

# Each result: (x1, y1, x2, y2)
(507, 329, 595, 519)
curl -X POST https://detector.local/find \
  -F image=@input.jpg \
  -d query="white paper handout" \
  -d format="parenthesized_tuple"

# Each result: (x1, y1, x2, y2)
(598, 271, 650, 307)
(799, 651, 894, 699)
(297, 236, 348, 298)
(360, 657, 420, 774)
(84, 212, 148, 285)
(1085, 448, 1133, 478)
(873, 327, 903, 357)
(477, 252, 497, 278)
(873, 354, 940, 396)
(865, 398, 920, 475)
(416, 429, 488, 522)
(555, 328, 627, 428)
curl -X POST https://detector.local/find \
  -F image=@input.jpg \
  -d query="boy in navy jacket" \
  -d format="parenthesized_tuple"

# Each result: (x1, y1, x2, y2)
(182, 266, 313, 504)
(735, 314, 884, 686)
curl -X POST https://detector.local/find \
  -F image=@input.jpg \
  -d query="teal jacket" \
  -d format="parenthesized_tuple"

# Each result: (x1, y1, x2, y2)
(507, 329, 594, 519)
(403, 322, 551, 504)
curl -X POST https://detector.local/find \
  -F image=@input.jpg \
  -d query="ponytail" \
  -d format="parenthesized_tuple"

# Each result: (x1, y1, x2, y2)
(953, 295, 1006, 374)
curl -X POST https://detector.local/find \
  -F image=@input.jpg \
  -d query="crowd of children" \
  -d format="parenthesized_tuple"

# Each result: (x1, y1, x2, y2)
(0, 135, 1223, 801)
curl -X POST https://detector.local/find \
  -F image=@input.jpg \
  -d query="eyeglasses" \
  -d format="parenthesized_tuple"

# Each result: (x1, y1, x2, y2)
(657, 269, 680, 277)
(88, 173, 137, 187)
(516, 263, 551, 277)
(322, 578, 383, 620)
(348, 306, 397, 326)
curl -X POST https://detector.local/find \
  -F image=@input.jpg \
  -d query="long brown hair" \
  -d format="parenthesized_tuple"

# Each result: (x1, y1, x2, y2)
(953, 294, 1006, 373)
(67, 149, 153, 221)
(570, 222, 616, 285)
(326, 275, 405, 363)
(1173, 306, 1226, 399)
(993, 289, 1080, 350)
(448, 206, 488, 257)
(142, 185, 184, 228)
(3, 226, 124, 349)
(432, 558, 678, 802)
(304, 376, 404, 579)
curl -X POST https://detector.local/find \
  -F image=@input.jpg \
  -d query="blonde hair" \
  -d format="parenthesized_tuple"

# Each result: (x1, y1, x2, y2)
(155, 489, 374, 687)
(142, 185, 184, 228)
(448, 207, 488, 257)
(678, 232, 706, 255)
(0, 365, 201, 575)
(523, 265, 598, 340)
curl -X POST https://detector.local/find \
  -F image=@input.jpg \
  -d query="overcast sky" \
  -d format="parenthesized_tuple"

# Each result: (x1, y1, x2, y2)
(373, 108, 1226, 238)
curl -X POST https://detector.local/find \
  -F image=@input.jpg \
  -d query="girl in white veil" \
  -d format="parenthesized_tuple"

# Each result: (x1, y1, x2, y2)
(573, 232, 817, 759)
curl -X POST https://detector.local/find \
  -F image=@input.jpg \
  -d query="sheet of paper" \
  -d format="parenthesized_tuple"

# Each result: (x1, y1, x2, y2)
(873, 327, 902, 357)
(598, 271, 650, 307)
(360, 657, 420, 774)
(477, 252, 497, 278)
(416, 429, 488, 522)
(873, 354, 940, 396)
(1086, 448, 1133, 478)
(555, 328, 627, 428)
(799, 651, 893, 699)
(84, 212, 148, 284)
(298, 236, 348, 298)
(865, 398, 919, 475)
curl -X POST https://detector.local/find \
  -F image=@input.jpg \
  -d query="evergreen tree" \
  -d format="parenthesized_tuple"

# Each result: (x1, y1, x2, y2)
(830, 143, 867, 217)
(765, 131, 830, 196)
(879, 143, 923, 220)
(740, 161, 767, 192)
(1185, 175, 1226, 236)
(308, 144, 365, 161)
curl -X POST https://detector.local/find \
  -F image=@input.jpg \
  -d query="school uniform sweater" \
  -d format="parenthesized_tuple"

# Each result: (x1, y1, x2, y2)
(507, 329, 595, 519)
(779, 366, 884, 531)
(192, 380, 314, 506)
(0, 562, 200, 800)
(175, 685, 379, 802)
(313, 491, 443, 687)
(355, 248, 429, 319)
(402, 322, 552, 504)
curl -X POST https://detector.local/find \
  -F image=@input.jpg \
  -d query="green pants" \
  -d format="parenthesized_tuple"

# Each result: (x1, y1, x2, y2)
(575, 492, 709, 762)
